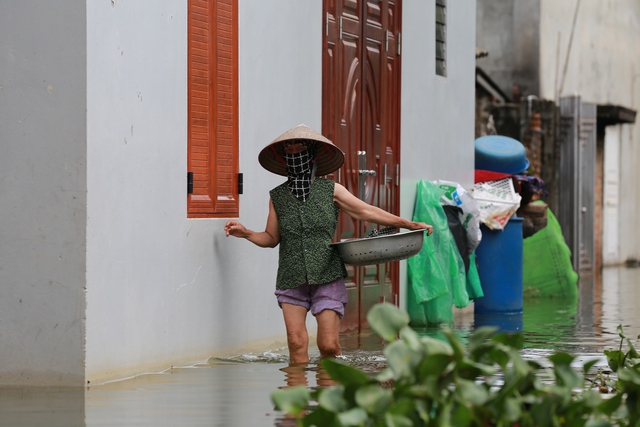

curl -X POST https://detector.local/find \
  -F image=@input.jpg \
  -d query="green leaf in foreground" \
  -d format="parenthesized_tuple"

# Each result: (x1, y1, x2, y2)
(317, 386, 348, 413)
(322, 357, 371, 387)
(337, 407, 368, 425)
(367, 303, 409, 342)
(271, 386, 310, 416)
(604, 349, 624, 372)
(355, 384, 393, 415)
(456, 378, 489, 406)
(385, 339, 422, 380)
(385, 413, 414, 427)
(273, 310, 640, 426)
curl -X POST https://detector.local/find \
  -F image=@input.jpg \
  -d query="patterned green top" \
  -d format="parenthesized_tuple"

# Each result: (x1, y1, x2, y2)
(270, 178, 347, 290)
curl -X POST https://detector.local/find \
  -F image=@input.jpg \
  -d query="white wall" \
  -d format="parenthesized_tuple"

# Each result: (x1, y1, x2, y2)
(85, 0, 324, 383)
(400, 0, 477, 303)
(0, 1, 87, 386)
(603, 126, 621, 265)
(539, 0, 640, 264)
(1, 0, 477, 385)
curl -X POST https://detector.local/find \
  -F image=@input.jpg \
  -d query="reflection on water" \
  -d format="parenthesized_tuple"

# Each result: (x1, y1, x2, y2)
(279, 362, 337, 389)
(0, 266, 638, 426)
(86, 361, 291, 427)
(0, 387, 85, 427)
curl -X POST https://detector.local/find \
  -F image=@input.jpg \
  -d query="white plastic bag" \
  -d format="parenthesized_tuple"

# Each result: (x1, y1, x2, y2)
(470, 178, 522, 230)
(432, 180, 482, 254)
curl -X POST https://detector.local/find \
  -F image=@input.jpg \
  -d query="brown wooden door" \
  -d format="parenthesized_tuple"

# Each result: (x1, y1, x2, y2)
(323, 0, 402, 332)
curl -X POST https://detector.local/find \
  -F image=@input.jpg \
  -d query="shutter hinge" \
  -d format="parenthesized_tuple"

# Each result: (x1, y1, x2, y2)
(238, 173, 243, 195)
(339, 16, 343, 40)
(397, 32, 402, 55)
(187, 171, 194, 194)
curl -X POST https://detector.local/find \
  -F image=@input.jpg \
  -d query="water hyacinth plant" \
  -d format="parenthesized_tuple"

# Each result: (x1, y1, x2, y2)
(272, 303, 640, 426)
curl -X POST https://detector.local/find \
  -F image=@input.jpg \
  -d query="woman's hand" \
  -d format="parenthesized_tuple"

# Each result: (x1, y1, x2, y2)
(224, 220, 249, 238)
(408, 221, 433, 236)
(223, 199, 280, 248)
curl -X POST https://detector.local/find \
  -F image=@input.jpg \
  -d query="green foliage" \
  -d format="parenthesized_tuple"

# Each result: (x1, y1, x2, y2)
(272, 303, 640, 426)
(271, 386, 310, 418)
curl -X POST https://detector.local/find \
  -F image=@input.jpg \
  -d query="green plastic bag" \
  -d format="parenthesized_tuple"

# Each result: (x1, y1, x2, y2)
(466, 252, 483, 301)
(523, 204, 578, 300)
(408, 180, 480, 326)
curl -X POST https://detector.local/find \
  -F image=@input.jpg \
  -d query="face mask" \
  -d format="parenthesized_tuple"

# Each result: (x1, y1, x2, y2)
(284, 142, 317, 202)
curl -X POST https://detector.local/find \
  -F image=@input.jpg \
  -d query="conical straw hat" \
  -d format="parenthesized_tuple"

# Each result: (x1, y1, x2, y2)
(258, 124, 345, 176)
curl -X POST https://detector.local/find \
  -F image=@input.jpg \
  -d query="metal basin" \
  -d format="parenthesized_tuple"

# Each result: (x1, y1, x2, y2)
(330, 229, 425, 266)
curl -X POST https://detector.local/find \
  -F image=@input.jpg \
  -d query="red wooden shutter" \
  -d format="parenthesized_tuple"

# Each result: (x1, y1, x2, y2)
(188, 0, 239, 218)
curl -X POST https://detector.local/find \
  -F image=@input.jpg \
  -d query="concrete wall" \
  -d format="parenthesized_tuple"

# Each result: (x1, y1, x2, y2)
(602, 126, 622, 265)
(85, 0, 477, 382)
(400, 0, 477, 302)
(539, 0, 640, 264)
(475, 0, 515, 98)
(401, 0, 477, 190)
(85, 0, 324, 383)
(475, 0, 540, 100)
(1, 0, 477, 385)
(0, 1, 87, 386)
(512, 1, 540, 98)
(476, 0, 640, 265)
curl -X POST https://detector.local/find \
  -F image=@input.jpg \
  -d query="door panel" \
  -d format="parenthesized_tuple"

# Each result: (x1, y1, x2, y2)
(323, 0, 402, 332)
(360, 2, 386, 325)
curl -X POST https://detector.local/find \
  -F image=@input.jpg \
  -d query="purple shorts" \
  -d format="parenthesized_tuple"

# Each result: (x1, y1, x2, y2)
(275, 278, 348, 318)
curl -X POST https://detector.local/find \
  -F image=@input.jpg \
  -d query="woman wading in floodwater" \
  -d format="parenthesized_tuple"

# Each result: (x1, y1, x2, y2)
(225, 125, 432, 363)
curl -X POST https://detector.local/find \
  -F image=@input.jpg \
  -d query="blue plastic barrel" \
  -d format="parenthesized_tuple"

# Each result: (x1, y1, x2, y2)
(474, 217, 523, 314)
(474, 312, 523, 332)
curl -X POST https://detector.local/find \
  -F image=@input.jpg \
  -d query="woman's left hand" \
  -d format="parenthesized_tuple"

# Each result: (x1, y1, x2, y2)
(409, 222, 433, 236)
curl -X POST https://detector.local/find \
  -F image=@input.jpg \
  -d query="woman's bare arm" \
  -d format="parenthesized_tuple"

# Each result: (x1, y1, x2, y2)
(333, 183, 433, 235)
(224, 199, 281, 247)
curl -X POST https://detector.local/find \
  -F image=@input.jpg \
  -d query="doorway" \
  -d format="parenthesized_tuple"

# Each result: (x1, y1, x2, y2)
(322, 0, 403, 331)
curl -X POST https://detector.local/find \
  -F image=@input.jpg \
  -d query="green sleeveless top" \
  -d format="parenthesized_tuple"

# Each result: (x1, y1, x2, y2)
(270, 178, 347, 290)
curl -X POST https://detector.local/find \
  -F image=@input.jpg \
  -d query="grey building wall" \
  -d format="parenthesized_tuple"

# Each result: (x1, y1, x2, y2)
(477, 0, 640, 265)
(539, 0, 640, 265)
(476, 0, 540, 100)
(512, 1, 540, 98)
(0, 1, 87, 385)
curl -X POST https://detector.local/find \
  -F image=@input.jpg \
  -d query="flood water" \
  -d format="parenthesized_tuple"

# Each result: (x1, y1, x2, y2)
(1, 266, 639, 427)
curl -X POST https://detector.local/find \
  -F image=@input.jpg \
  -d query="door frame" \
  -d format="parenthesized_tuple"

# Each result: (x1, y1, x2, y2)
(322, 0, 403, 332)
